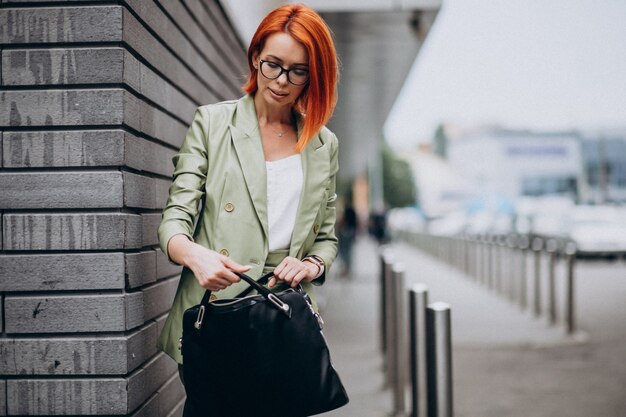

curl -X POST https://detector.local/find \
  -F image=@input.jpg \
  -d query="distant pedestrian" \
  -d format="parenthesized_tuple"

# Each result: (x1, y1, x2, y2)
(338, 199, 358, 276)
(369, 208, 388, 244)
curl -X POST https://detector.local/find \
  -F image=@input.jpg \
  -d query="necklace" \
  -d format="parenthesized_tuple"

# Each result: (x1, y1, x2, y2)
(268, 124, 288, 138)
(272, 127, 285, 137)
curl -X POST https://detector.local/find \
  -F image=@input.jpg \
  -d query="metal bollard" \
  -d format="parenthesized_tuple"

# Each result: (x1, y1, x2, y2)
(564, 242, 577, 334)
(546, 239, 558, 324)
(380, 248, 394, 355)
(507, 235, 518, 301)
(532, 237, 543, 316)
(426, 302, 453, 417)
(391, 264, 407, 415)
(495, 237, 504, 294)
(410, 285, 429, 417)
(486, 236, 493, 288)
(384, 252, 396, 385)
(518, 236, 529, 309)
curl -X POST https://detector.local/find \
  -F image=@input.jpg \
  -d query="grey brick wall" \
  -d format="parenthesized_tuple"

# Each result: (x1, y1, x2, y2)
(0, 1, 246, 415)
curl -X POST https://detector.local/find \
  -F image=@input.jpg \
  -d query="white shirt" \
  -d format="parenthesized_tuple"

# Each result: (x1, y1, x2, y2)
(266, 154, 303, 251)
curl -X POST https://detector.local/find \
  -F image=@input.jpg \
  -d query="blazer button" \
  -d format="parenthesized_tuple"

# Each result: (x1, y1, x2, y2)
(313, 224, 320, 234)
(209, 294, 217, 302)
(224, 202, 235, 212)
(219, 248, 229, 256)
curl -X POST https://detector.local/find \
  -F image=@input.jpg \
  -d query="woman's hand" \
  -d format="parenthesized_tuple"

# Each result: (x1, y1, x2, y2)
(168, 235, 250, 291)
(269, 256, 319, 288)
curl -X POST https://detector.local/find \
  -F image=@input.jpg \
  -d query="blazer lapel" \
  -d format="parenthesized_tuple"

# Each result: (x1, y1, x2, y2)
(229, 96, 269, 240)
(289, 134, 329, 257)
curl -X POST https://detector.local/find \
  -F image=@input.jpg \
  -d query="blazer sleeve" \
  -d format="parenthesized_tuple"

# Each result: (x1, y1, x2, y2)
(307, 132, 339, 284)
(158, 107, 209, 262)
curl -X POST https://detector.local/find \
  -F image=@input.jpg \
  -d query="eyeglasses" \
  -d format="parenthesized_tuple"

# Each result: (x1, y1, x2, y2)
(259, 60, 309, 86)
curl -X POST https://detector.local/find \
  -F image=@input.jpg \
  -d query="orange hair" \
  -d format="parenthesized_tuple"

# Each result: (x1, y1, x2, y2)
(242, 4, 339, 152)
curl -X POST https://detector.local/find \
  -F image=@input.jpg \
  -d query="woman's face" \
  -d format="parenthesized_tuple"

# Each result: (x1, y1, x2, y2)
(253, 32, 309, 109)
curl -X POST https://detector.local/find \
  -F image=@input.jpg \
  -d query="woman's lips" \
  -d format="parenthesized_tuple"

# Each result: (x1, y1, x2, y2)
(269, 88, 288, 98)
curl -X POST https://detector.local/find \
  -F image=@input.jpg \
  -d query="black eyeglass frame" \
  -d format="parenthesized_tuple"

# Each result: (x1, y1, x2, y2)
(258, 59, 310, 86)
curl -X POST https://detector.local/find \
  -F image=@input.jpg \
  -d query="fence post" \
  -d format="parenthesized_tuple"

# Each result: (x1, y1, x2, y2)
(564, 242, 577, 334)
(426, 302, 453, 417)
(518, 235, 529, 309)
(546, 239, 558, 324)
(506, 235, 517, 301)
(409, 285, 429, 417)
(532, 237, 543, 316)
(486, 235, 494, 289)
(391, 264, 407, 416)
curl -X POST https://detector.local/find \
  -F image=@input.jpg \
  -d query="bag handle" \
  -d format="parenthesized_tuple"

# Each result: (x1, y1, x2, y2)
(199, 271, 291, 317)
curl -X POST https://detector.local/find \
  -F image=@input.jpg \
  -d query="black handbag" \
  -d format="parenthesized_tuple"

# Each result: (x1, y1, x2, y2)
(180, 271, 349, 417)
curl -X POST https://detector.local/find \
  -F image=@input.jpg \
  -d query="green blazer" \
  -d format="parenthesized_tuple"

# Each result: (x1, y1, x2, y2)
(157, 94, 339, 363)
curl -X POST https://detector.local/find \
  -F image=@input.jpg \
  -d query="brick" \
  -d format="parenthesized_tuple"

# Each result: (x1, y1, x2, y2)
(2, 48, 124, 85)
(142, 213, 161, 247)
(124, 171, 155, 209)
(0, 171, 123, 209)
(127, 353, 178, 412)
(155, 314, 167, 338)
(0, 6, 123, 44)
(2, 130, 176, 176)
(4, 293, 130, 333)
(125, 291, 145, 330)
(126, 251, 157, 289)
(0, 252, 125, 291)
(2, 213, 142, 250)
(125, 132, 176, 177)
(0, 323, 156, 375)
(126, 323, 159, 372)
(142, 277, 178, 321)
(156, 249, 182, 279)
(7, 378, 127, 415)
(129, 374, 184, 417)
(156, 375, 185, 417)
(0, 380, 6, 417)
(156, 178, 172, 209)
(0, 89, 187, 148)
(2, 130, 125, 168)
(1, 89, 124, 127)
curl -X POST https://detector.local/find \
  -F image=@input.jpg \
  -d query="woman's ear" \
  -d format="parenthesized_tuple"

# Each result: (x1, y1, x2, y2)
(251, 51, 259, 69)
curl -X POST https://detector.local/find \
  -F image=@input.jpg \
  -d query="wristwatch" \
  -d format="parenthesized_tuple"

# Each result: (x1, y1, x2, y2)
(303, 255, 325, 277)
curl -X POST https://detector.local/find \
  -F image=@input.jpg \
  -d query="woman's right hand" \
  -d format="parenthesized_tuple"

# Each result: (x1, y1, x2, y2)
(167, 235, 251, 291)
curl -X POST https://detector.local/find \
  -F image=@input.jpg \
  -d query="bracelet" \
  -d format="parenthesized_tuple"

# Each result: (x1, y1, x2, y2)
(303, 255, 325, 278)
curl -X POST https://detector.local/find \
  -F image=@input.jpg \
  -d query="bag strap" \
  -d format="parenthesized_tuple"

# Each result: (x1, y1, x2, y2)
(235, 271, 274, 298)
(199, 271, 291, 317)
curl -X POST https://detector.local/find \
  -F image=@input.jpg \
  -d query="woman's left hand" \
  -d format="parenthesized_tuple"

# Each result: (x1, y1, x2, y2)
(270, 256, 319, 288)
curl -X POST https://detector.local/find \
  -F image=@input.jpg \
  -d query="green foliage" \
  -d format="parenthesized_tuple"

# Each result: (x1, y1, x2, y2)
(381, 143, 417, 208)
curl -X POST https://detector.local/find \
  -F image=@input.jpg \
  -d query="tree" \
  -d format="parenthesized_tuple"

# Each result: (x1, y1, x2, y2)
(381, 143, 417, 208)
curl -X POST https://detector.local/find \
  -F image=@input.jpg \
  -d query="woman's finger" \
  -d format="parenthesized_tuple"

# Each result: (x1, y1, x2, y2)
(291, 269, 309, 287)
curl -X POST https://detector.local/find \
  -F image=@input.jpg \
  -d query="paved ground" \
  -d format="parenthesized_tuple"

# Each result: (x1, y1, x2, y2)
(318, 236, 626, 417)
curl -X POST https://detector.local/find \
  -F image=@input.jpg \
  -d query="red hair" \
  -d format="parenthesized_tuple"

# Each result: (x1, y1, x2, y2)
(242, 4, 338, 152)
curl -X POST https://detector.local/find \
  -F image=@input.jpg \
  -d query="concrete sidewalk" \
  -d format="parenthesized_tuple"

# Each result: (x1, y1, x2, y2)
(318, 236, 626, 417)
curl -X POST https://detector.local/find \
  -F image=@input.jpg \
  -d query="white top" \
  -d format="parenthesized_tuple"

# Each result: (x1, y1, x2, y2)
(266, 154, 303, 251)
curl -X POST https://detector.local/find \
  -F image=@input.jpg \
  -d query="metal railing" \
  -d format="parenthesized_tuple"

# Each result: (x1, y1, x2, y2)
(396, 230, 579, 335)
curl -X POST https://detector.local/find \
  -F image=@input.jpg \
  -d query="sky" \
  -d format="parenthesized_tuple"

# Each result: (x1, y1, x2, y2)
(384, 0, 626, 149)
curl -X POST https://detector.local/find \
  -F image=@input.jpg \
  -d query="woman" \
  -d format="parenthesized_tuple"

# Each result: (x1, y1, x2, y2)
(157, 3, 339, 378)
